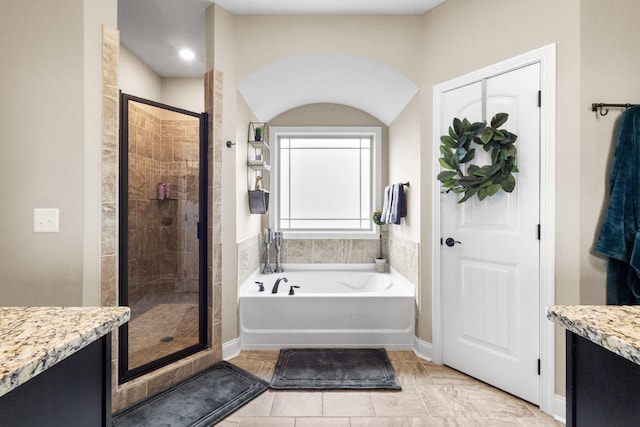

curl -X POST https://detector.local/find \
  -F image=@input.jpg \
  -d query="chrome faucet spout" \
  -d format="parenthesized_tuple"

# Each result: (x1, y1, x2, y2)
(272, 277, 288, 294)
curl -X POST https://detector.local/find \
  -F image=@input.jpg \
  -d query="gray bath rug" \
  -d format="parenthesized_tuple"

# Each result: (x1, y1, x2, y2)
(112, 361, 269, 427)
(270, 348, 401, 390)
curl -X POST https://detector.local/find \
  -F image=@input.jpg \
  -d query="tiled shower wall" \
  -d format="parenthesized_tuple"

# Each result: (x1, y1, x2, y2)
(127, 103, 200, 306)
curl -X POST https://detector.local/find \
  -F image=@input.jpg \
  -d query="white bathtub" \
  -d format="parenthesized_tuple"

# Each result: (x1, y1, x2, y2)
(239, 265, 415, 349)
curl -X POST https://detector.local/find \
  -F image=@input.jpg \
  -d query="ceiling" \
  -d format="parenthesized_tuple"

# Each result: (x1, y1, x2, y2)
(118, 0, 442, 124)
(118, 0, 444, 77)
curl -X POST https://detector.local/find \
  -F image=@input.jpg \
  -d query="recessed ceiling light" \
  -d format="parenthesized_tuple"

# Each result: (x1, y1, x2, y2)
(179, 48, 195, 61)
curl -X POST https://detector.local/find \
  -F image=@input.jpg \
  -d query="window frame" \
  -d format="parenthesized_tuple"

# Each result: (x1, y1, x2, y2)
(269, 126, 382, 239)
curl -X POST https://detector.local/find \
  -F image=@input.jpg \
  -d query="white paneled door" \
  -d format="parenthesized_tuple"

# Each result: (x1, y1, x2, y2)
(440, 63, 541, 404)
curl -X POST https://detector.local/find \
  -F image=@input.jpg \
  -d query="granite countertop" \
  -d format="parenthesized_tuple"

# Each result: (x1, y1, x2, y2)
(547, 305, 640, 365)
(0, 306, 130, 398)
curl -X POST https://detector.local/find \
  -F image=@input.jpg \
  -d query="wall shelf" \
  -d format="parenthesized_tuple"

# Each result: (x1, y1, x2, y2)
(249, 140, 270, 150)
(247, 122, 270, 214)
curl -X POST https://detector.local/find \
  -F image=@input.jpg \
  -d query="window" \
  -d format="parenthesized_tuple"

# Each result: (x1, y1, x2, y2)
(270, 127, 381, 238)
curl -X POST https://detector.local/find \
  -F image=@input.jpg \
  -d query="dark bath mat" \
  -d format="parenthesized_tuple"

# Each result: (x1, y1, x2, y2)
(270, 348, 401, 390)
(112, 361, 269, 427)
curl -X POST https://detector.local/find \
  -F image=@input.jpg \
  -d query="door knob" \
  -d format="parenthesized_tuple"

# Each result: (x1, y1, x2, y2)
(445, 237, 462, 247)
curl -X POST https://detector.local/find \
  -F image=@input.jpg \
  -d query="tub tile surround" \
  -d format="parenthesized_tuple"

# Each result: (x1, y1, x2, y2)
(244, 232, 389, 267)
(388, 233, 419, 286)
(238, 235, 382, 284)
(238, 233, 261, 285)
(101, 26, 224, 412)
(220, 350, 562, 426)
(238, 230, 419, 288)
(247, 232, 418, 274)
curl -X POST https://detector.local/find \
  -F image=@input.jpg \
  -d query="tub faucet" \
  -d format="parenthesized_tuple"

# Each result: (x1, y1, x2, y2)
(272, 277, 288, 294)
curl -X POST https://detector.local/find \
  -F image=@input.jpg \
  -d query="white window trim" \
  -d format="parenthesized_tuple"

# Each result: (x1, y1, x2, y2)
(269, 126, 382, 240)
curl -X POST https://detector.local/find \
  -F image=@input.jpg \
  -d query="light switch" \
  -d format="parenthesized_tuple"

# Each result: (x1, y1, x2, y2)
(34, 208, 59, 233)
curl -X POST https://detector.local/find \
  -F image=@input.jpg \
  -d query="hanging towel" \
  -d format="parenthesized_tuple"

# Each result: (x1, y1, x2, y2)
(595, 105, 640, 305)
(388, 183, 407, 225)
(381, 185, 393, 224)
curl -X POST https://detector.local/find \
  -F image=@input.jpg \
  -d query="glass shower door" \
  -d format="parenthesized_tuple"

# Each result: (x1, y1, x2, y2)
(118, 93, 208, 382)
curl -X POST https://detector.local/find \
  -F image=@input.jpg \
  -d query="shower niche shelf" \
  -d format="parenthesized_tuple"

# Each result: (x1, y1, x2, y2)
(247, 122, 270, 214)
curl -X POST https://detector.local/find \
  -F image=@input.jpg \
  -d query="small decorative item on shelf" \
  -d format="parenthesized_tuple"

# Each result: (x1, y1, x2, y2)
(254, 126, 263, 141)
(248, 190, 269, 214)
(254, 175, 263, 191)
(157, 182, 171, 200)
(157, 183, 165, 200)
(372, 209, 386, 272)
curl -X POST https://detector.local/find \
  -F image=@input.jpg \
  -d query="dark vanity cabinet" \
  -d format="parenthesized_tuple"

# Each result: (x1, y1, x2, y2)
(566, 331, 640, 426)
(0, 334, 113, 427)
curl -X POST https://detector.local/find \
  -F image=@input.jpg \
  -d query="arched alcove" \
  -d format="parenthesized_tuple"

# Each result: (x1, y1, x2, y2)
(237, 53, 419, 126)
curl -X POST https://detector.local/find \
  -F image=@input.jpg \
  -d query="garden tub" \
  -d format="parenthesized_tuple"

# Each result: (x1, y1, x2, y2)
(239, 265, 415, 349)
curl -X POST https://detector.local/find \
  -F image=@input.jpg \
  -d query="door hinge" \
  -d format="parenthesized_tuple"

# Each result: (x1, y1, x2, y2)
(537, 224, 541, 240)
(537, 358, 541, 375)
(537, 90, 542, 107)
(440, 237, 443, 246)
(197, 222, 201, 240)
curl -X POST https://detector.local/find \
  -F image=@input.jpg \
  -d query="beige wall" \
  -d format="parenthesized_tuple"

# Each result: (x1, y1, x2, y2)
(236, 95, 260, 243)
(84, 0, 118, 305)
(421, 0, 583, 396)
(1, 0, 116, 305)
(388, 95, 421, 242)
(579, 0, 640, 304)
(421, 0, 582, 330)
(417, 0, 640, 398)
(207, 4, 242, 344)
(119, 45, 162, 102)
(120, 46, 203, 112)
(388, 95, 422, 333)
(234, 14, 422, 84)
(161, 77, 205, 113)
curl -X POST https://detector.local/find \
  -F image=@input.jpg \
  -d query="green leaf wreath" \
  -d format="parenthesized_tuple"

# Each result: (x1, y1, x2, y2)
(437, 113, 518, 203)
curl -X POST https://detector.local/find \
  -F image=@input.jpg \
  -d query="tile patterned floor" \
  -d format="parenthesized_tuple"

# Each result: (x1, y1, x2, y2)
(218, 350, 563, 426)
(128, 303, 199, 368)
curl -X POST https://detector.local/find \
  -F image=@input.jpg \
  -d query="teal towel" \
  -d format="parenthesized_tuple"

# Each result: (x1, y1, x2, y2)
(595, 105, 640, 304)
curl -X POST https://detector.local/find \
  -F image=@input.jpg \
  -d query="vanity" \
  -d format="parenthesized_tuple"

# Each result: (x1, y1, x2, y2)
(548, 305, 640, 427)
(0, 306, 130, 427)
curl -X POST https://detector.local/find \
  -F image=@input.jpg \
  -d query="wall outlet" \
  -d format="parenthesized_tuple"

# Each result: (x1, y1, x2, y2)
(34, 208, 59, 233)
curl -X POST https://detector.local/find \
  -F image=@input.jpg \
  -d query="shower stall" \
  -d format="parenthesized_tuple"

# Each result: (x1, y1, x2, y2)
(118, 93, 208, 382)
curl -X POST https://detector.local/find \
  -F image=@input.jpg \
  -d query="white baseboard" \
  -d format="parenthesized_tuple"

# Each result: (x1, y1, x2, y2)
(554, 394, 566, 424)
(222, 337, 241, 360)
(413, 336, 433, 361)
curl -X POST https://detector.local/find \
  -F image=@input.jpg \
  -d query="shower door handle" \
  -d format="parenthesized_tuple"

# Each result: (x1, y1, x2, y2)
(197, 222, 201, 239)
